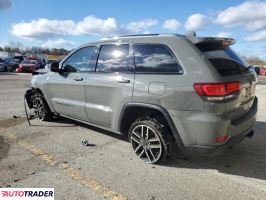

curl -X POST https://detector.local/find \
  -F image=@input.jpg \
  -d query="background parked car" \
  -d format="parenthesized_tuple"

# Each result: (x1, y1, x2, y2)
(37, 59, 46, 68)
(16, 60, 39, 73)
(260, 67, 266, 75)
(254, 66, 260, 75)
(4, 58, 20, 71)
(27, 57, 41, 68)
(13, 55, 26, 63)
(0, 59, 6, 72)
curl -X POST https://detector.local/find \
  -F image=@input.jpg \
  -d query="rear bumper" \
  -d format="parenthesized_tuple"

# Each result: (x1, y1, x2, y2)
(184, 129, 254, 156)
(170, 96, 258, 156)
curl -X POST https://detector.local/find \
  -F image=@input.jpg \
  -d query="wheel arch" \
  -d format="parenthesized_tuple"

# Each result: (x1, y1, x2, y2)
(34, 87, 44, 96)
(118, 103, 186, 153)
(27, 87, 55, 113)
(25, 87, 45, 104)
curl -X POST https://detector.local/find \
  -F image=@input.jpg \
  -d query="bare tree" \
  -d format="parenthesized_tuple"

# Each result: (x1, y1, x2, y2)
(246, 57, 266, 66)
(3, 46, 11, 52)
(1, 41, 70, 57)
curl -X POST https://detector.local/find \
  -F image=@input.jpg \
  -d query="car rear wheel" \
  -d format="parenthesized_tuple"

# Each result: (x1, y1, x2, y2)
(129, 118, 170, 164)
(32, 93, 53, 121)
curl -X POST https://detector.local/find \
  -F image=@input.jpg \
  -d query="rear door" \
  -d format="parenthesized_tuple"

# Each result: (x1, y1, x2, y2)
(49, 46, 98, 121)
(84, 43, 134, 129)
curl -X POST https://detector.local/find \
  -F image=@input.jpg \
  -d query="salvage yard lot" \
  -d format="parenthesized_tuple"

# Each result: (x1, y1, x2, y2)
(0, 72, 266, 200)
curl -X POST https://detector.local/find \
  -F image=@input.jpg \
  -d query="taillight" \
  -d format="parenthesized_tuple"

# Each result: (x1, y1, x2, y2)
(226, 82, 240, 93)
(194, 82, 240, 97)
(215, 135, 229, 143)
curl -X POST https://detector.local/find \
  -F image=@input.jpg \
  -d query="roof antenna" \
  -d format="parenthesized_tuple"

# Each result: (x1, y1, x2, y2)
(186, 31, 196, 37)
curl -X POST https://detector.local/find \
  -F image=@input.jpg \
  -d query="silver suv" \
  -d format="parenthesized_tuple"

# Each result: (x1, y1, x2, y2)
(27, 33, 257, 164)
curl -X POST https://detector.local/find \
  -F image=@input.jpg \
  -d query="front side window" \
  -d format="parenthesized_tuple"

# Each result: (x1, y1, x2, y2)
(134, 44, 182, 73)
(62, 46, 97, 73)
(96, 44, 131, 73)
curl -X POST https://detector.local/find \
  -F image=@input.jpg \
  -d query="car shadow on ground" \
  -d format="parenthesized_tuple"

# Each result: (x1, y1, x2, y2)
(28, 116, 126, 141)
(23, 114, 76, 127)
(54, 117, 128, 140)
(254, 121, 266, 135)
(29, 117, 266, 181)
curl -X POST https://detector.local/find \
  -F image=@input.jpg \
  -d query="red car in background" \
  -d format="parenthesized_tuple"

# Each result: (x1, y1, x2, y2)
(16, 60, 39, 73)
(260, 67, 266, 75)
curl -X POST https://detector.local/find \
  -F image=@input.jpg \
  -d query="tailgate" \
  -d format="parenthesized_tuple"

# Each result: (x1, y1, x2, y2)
(223, 73, 256, 121)
(193, 37, 257, 122)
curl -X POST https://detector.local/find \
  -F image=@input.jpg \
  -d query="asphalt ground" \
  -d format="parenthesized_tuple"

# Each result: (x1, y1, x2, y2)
(0, 72, 266, 200)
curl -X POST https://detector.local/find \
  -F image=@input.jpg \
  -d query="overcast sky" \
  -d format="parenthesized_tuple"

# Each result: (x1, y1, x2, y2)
(0, 0, 266, 60)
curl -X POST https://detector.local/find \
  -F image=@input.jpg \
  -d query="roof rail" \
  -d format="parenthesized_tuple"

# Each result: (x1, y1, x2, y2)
(158, 33, 184, 37)
(118, 34, 160, 38)
(100, 33, 184, 41)
(115, 33, 184, 38)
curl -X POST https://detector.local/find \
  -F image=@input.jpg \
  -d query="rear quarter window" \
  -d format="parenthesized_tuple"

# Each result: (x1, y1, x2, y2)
(133, 44, 183, 74)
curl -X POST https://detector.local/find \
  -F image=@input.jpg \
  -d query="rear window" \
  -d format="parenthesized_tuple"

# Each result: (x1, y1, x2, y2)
(96, 44, 132, 73)
(197, 43, 249, 76)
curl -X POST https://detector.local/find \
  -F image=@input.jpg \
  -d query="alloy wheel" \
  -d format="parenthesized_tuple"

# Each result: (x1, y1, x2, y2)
(131, 124, 163, 164)
(32, 97, 45, 120)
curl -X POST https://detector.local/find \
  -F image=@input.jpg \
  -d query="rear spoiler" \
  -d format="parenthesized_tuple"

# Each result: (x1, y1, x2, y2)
(187, 36, 235, 45)
(186, 36, 236, 51)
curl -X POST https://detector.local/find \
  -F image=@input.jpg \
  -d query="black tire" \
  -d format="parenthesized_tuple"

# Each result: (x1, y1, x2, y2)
(129, 117, 170, 164)
(32, 93, 53, 121)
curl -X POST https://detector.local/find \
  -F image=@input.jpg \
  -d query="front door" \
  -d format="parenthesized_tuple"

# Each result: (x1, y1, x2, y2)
(49, 46, 98, 121)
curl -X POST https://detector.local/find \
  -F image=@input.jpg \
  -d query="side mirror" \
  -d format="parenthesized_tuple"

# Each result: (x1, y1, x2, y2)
(50, 62, 60, 72)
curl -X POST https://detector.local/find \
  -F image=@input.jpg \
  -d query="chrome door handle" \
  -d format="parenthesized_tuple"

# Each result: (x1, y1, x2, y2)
(74, 77, 84, 81)
(116, 79, 130, 83)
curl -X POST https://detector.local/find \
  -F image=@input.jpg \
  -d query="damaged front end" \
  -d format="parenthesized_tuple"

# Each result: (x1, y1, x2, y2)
(24, 88, 40, 125)
(25, 88, 39, 109)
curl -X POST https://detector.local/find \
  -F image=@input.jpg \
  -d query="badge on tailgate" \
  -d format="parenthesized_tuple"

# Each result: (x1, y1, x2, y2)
(242, 86, 252, 102)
